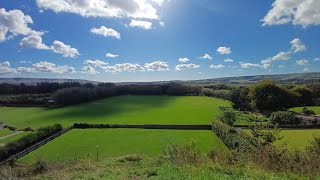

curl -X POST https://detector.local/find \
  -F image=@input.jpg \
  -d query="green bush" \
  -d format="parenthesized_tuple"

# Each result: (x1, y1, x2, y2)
(218, 108, 237, 126)
(269, 111, 300, 125)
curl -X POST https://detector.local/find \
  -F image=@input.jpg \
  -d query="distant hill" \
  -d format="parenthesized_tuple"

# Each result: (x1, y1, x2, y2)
(180, 72, 320, 84)
(0, 78, 98, 85)
(0, 72, 319, 85)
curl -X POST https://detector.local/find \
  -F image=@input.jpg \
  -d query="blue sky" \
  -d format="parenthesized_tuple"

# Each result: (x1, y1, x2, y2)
(0, 0, 319, 82)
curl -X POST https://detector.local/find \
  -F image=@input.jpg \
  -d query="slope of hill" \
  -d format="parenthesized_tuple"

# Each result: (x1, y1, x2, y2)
(0, 78, 97, 85)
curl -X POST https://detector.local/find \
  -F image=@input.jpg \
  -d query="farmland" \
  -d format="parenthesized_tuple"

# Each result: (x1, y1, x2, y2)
(0, 96, 231, 129)
(21, 129, 227, 163)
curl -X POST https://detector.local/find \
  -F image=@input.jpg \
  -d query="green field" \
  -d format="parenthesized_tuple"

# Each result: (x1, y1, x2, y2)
(244, 129, 320, 150)
(0, 96, 231, 129)
(21, 129, 227, 163)
(290, 106, 320, 115)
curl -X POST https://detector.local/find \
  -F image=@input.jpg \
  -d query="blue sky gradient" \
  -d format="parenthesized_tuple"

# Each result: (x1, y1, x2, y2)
(0, 0, 319, 82)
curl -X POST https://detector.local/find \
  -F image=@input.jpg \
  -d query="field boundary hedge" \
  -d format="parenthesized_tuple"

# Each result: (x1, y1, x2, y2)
(0, 126, 72, 166)
(73, 123, 212, 130)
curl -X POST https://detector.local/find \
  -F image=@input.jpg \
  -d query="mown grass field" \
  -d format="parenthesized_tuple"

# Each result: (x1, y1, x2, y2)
(21, 129, 227, 163)
(0, 96, 231, 129)
(244, 129, 320, 150)
(290, 106, 320, 115)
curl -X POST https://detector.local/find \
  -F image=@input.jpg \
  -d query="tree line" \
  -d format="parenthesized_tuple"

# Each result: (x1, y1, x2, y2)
(0, 82, 115, 94)
(230, 80, 319, 112)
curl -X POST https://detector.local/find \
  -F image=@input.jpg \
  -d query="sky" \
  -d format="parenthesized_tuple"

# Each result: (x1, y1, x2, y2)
(0, 0, 319, 82)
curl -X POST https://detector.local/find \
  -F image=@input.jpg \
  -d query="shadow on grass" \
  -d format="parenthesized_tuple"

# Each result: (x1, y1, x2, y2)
(44, 95, 179, 122)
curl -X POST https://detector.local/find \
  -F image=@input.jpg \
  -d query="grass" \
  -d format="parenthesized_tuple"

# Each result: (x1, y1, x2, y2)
(290, 106, 320, 115)
(0, 96, 231, 129)
(275, 129, 320, 150)
(3, 156, 305, 179)
(0, 132, 32, 145)
(244, 129, 320, 150)
(21, 129, 227, 163)
(0, 129, 14, 138)
(234, 112, 269, 126)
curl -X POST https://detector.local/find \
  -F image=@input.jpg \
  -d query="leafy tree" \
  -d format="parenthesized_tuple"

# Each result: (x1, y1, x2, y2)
(249, 80, 294, 111)
(269, 111, 300, 125)
(290, 86, 314, 106)
(230, 87, 251, 111)
(218, 108, 237, 126)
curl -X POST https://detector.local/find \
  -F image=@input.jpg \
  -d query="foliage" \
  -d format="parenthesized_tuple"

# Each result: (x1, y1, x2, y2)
(217, 108, 237, 126)
(200, 88, 231, 100)
(230, 87, 251, 111)
(249, 123, 282, 147)
(269, 111, 300, 125)
(249, 80, 295, 111)
(0, 93, 51, 105)
(0, 124, 63, 161)
(290, 85, 314, 106)
(212, 119, 257, 152)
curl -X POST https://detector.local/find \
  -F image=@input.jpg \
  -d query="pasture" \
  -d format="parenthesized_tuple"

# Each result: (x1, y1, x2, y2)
(290, 106, 320, 115)
(21, 129, 227, 163)
(0, 96, 231, 129)
(244, 129, 320, 150)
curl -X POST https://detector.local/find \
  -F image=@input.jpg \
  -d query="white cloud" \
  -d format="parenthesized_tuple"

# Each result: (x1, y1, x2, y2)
(84, 59, 108, 67)
(36, 0, 159, 20)
(314, 57, 320, 61)
(16, 67, 36, 73)
(224, 58, 233, 62)
(296, 59, 309, 65)
(82, 66, 99, 74)
(102, 63, 144, 73)
(200, 53, 213, 60)
(239, 62, 262, 68)
(50, 40, 79, 58)
(303, 68, 309, 72)
(0, 8, 43, 42)
(106, 53, 119, 58)
(216, 47, 231, 55)
(0, 61, 16, 74)
(175, 63, 200, 71)
(178, 57, 189, 63)
(290, 38, 306, 52)
(272, 51, 290, 61)
(144, 61, 169, 71)
(19, 61, 32, 64)
(152, 0, 164, 6)
(19, 35, 49, 50)
(90, 26, 120, 39)
(261, 58, 272, 69)
(261, 0, 320, 27)
(210, 64, 225, 69)
(159, 21, 165, 27)
(31, 61, 76, 73)
(129, 19, 152, 29)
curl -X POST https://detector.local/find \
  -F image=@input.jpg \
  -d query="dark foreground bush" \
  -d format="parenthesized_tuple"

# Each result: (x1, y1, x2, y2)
(0, 124, 63, 162)
(269, 111, 300, 125)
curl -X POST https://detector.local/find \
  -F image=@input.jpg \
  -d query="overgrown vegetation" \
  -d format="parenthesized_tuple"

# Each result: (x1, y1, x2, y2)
(0, 124, 63, 162)
(269, 111, 300, 125)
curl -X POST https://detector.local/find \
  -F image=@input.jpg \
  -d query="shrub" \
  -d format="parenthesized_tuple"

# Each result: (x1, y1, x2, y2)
(269, 111, 300, 125)
(217, 108, 237, 126)
(32, 159, 49, 174)
(0, 124, 63, 162)
(201, 88, 231, 100)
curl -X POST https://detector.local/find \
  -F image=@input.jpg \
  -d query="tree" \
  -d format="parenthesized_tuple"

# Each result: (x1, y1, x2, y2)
(249, 80, 294, 112)
(230, 87, 251, 111)
(269, 111, 300, 125)
(218, 108, 237, 126)
(290, 86, 314, 106)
